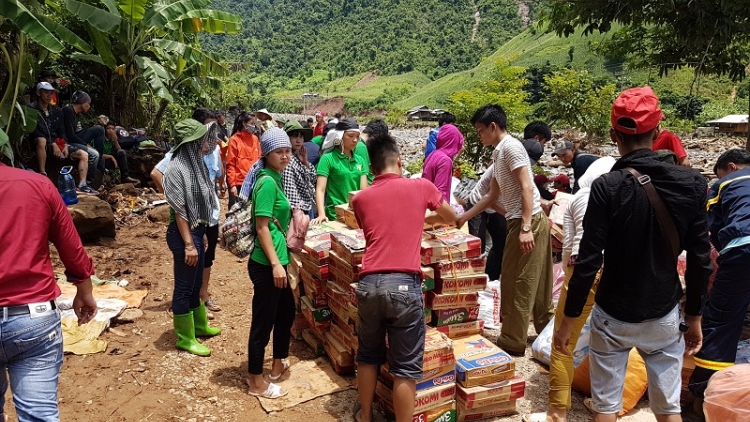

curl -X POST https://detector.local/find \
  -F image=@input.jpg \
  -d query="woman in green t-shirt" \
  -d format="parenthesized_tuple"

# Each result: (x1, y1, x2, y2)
(241, 127, 294, 399)
(311, 118, 368, 223)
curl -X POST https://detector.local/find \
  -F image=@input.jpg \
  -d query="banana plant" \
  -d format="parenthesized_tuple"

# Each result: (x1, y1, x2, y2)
(0, 0, 93, 160)
(65, 0, 241, 129)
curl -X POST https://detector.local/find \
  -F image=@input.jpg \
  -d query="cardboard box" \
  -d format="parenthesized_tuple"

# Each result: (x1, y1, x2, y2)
(421, 248, 481, 265)
(289, 253, 303, 278)
(301, 257, 330, 281)
(330, 230, 366, 266)
(425, 291, 480, 311)
(335, 203, 360, 229)
(305, 220, 348, 237)
(303, 233, 333, 264)
(424, 307, 432, 324)
(422, 266, 436, 292)
(300, 295, 332, 324)
(381, 362, 456, 392)
(453, 335, 515, 387)
(302, 328, 325, 357)
(421, 328, 455, 371)
(421, 229, 482, 263)
(376, 381, 456, 415)
(290, 312, 308, 340)
(326, 281, 352, 323)
(329, 251, 361, 283)
(377, 400, 457, 422)
(549, 191, 574, 226)
(455, 376, 525, 409)
(329, 319, 354, 354)
(348, 282, 358, 307)
(325, 331, 354, 367)
(456, 400, 516, 421)
(436, 320, 484, 339)
(300, 296, 330, 339)
(348, 190, 361, 207)
(433, 257, 487, 280)
(302, 272, 328, 308)
(435, 275, 488, 294)
(430, 306, 480, 327)
(291, 274, 302, 312)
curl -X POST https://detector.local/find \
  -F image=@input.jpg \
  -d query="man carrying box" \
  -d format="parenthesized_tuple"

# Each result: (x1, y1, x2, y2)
(351, 134, 456, 422)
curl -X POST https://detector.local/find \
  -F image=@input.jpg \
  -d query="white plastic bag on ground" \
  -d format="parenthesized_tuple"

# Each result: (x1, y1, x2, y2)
(531, 315, 591, 368)
(478, 279, 501, 330)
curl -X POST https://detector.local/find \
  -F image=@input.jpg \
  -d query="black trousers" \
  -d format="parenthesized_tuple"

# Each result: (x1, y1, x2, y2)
(467, 202, 507, 281)
(247, 259, 295, 375)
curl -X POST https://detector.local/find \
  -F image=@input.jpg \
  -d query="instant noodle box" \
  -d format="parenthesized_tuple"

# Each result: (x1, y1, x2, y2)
(420, 328, 455, 371)
(301, 271, 328, 308)
(375, 381, 456, 415)
(301, 257, 330, 281)
(433, 257, 488, 280)
(425, 291, 480, 311)
(431, 306, 480, 327)
(300, 296, 331, 339)
(435, 320, 484, 339)
(305, 220, 348, 237)
(435, 275, 488, 294)
(325, 281, 351, 323)
(424, 307, 432, 324)
(335, 203, 360, 229)
(288, 253, 303, 279)
(324, 331, 354, 367)
(301, 328, 325, 357)
(377, 400, 457, 422)
(456, 400, 516, 421)
(453, 335, 515, 387)
(289, 312, 308, 340)
(421, 229, 482, 262)
(329, 250, 361, 282)
(421, 247, 481, 265)
(422, 266, 435, 292)
(302, 233, 333, 265)
(455, 376, 525, 409)
(380, 362, 456, 392)
(330, 229, 366, 266)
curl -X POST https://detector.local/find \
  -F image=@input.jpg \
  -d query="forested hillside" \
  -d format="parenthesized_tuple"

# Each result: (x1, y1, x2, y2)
(202, 0, 543, 79)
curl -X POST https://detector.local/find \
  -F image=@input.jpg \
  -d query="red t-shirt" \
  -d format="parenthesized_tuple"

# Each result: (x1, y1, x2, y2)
(313, 123, 325, 137)
(352, 174, 443, 277)
(653, 129, 687, 160)
(0, 165, 95, 306)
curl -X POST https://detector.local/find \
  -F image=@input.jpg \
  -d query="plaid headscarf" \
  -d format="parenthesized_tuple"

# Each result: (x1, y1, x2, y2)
(164, 122, 220, 229)
(239, 127, 292, 200)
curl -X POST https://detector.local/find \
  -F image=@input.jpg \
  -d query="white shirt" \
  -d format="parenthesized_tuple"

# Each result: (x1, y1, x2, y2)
(492, 135, 541, 220)
(469, 165, 504, 214)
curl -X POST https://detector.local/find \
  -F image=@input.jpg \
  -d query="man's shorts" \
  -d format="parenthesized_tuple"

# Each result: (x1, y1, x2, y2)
(589, 304, 683, 415)
(355, 272, 425, 380)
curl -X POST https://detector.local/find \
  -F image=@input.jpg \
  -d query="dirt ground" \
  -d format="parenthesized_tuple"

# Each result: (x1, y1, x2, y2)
(3, 204, 658, 422)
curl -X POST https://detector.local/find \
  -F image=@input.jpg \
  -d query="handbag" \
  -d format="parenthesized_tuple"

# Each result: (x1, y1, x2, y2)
(285, 206, 309, 253)
(623, 167, 680, 261)
(219, 175, 271, 258)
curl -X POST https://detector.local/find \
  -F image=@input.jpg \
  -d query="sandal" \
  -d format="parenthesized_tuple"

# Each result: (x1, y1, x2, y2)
(268, 360, 290, 381)
(522, 413, 551, 422)
(205, 298, 221, 312)
(583, 398, 595, 413)
(248, 382, 288, 399)
(353, 403, 362, 422)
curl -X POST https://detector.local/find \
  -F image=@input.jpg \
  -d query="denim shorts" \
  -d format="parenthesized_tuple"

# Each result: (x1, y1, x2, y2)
(356, 272, 425, 380)
(589, 304, 683, 415)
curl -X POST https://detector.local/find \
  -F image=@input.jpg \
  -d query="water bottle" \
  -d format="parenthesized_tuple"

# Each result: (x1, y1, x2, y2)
(58, 166, 78, 205)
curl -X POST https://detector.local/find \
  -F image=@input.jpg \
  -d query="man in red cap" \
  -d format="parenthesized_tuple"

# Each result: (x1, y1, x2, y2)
(553, 86, 712, 422)
(312, 111, 326, 137)
(550, 174, 572, 195)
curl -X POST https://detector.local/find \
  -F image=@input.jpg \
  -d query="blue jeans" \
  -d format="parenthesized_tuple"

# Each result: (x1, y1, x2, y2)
(355, 272, 425, 380)
(166, 222, 206, 315)
(0, 309, 63, 422)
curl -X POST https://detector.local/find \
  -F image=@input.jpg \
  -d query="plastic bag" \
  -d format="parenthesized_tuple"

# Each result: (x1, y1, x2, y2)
(531, 316, 591, 368)
(552, 262, 565, 308)
(478, 279, 501, 330)
(703, 364, 750, 422)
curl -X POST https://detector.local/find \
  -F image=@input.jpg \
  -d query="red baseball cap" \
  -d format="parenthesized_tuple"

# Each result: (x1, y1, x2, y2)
(534, 174, 549, 185)
(551, 174, 570, 186)
(611, 86, 664, 134)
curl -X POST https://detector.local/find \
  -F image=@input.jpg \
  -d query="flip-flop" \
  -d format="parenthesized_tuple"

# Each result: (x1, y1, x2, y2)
(583, 398, 595, 413)
(522, 413, 551, 422)
(248, 382, 287, 399)
(268, 360, 290, 381)
(353, 404, 362, 422)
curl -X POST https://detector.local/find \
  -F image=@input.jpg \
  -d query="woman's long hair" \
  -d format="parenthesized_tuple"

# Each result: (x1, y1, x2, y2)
(231, 111, 254, 136)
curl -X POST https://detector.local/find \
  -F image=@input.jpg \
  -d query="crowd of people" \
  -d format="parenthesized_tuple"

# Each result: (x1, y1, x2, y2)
(4, 80, 750, 422)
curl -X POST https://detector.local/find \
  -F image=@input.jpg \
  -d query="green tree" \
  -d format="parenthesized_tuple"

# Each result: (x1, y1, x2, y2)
(447, 60, 532, 169)
(542, 69, 617, 139)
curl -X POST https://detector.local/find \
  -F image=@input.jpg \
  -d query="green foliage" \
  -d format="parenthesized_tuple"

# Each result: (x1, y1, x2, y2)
(697, 101, 749, 127)
(453, 156, 477, 179)
(545, 0, 750, 82)
(541, 69, 617, 139)
(404, 157, 424, 176)
(448, 60, 532, 169)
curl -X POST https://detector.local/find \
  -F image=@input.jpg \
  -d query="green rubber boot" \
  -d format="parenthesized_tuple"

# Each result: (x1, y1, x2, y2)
(173, 312, 211, 356)
(192, 302, 221, 337)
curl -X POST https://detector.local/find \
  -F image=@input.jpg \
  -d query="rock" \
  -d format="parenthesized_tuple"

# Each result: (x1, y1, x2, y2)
(148, 205, 171, 223)
(114, 308, 143, 323)
(67, 196, 116, 241)
(110, 183, 139, 196)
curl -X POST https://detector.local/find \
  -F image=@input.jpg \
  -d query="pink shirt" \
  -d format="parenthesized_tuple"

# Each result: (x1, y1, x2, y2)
(352, 174, 443, 277)
(0, 165, 94, 306)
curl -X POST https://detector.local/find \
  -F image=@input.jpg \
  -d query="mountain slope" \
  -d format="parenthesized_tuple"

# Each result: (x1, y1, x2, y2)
(202, 0, 540, 79)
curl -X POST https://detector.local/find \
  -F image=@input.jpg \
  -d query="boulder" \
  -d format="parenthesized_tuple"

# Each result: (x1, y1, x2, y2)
(110, 183, 139, 196)
(68, 196, 116, 241)
(147, 205, 171, 223)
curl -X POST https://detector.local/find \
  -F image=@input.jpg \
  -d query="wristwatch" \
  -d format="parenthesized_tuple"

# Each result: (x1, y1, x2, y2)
(522, 224, 531, 233)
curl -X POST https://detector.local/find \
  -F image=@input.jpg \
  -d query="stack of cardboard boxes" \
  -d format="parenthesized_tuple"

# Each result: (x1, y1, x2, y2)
(422, 229, 486, 339)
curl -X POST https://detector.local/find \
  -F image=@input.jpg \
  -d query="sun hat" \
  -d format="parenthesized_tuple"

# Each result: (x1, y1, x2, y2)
(170, 119, 208, 153)
(552, 140, 574, 157)
(611, 86, 665, 135)
(283, 120, 313, 142)
(255, 108, 272, 121)
(260, 127, 292, 156)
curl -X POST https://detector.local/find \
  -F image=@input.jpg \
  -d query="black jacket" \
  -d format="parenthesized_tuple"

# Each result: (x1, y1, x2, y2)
(565, 149, 712, 322)
(30, 103, 65, 145)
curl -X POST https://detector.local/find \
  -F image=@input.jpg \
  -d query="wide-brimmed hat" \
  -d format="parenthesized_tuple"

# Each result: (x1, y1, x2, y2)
(283, 120, 313, 142)
(170, 119, 208, 153)
(255, 108, 272, 121)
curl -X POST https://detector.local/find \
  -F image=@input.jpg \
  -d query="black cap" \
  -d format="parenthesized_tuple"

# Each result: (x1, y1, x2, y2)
(522, 139, 543, 165)
(335, 118, 359, 132)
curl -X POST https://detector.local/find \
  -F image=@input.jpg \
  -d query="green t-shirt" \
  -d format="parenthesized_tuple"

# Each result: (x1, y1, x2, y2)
(354, 139, 373, 184)
(103, 138, 115, 155)
(317, 149, 365, 220)
(250, 169, 291, 266)
(311, 135, 324, 148)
